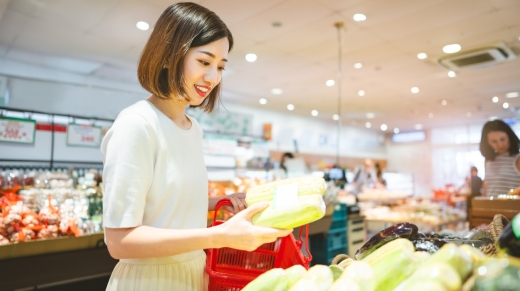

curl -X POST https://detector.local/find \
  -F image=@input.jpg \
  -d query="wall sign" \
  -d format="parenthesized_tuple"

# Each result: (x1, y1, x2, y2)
(0, 117, 36, 144)
(67, 124, 102, 147)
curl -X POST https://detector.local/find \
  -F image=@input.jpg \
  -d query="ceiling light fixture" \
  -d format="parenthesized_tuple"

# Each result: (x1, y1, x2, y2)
(271, 88, 283, 95)
(489, 116, 498, 120)
(332, 114, 339, 121)
(411, 87, 419, 94)
(503, 102, 509, 109)
(366, 112, 375, 119)
(311, 110, 318, 116)
(353, 14, 367, 22)
(506, 92, 519, 98)
(354, 63, 363, 69)
(287, 104, 294, 111)
(415, 124, 423, 130)
(259, 98, 267, 105)
(442, 100, 448, 106)
(492, 96, 499, 103)
(326, 80, 335, 86)
(365, 122, 372, 128)
(443, 44, 461, 54)
(448, 71, 456, 77)
(394, 128, 400, 134)
(381, 124, 387, 131)
(417, 53, 427, 59)
(136, 21, 150, 31)
(245, 53, 257, 62)
(358, 90, 365, 96)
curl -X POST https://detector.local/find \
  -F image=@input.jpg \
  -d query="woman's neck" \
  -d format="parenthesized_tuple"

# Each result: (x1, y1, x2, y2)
(147, 95, 192, 129)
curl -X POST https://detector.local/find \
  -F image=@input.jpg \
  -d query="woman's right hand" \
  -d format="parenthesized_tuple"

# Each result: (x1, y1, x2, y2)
(213, 202, 293, 251)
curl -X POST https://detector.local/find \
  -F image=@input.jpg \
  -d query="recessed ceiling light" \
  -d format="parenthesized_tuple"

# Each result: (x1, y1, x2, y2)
(259, 98, 267, 105)
(442, 100, 448, 106)
(271, 88, 283, 95)
(448, 71, 456, 78)
(358, 90, 365, 96)
(381, 124, 388, 131)
(311, 110, 318, 116)
(365, 122, 372, 128)
(326, 80, 335, 86)
(287, 104, 294, 111)
(492, 96, 499, 103)
(366, 112, 375, 119)
(415, 124, 423, 130)
(136, 21, 150, 31)
(394, 128, 400, 134)
(506, 92, 519, 98)
(353, 14, 367, 22)
(466, 112, 472, 117)
(428, 113, 434, 118)
(417, 53, 427, 59)
(503, 102, 509, 109)
(489, 116, 498, 120)
(354, 63, 363, 69)
(332, 114, 339, 121)
(443, 44, 461, 54)
(245, 53, 257, 62)
(411, 87, 419, 94)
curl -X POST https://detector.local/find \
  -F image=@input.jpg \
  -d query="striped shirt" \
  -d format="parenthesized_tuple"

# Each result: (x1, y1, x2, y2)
(484, 153, 520, 196)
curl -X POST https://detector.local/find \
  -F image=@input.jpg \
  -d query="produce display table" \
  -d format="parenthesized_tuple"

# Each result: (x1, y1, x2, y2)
(469, 195, 520, 229)
(0, 233, 118, 290)
(365, 217, 466, 233)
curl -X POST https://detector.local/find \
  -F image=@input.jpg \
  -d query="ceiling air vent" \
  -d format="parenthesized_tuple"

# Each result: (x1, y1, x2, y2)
(438, 41, 516, 70)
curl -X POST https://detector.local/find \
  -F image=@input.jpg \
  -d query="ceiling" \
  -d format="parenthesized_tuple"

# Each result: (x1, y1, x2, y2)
(0, 0, 519, 133)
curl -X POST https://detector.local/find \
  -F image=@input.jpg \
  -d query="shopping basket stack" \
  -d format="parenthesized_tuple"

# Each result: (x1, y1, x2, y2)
(205, 198, 312, 290)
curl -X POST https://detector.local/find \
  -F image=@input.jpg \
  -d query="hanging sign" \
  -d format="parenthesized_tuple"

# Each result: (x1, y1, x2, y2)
(67, 124, 102, 147)
(0, 117, 36, 144)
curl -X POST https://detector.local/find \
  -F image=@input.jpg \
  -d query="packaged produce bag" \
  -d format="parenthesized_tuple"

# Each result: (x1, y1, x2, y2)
(245, 177, 326, 229)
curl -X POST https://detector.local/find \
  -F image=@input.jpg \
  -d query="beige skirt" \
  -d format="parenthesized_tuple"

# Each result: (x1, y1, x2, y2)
(106, 251, 207, 291)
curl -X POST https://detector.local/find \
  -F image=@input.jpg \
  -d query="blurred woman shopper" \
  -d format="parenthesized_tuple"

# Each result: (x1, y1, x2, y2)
(101, 3, 292, 290)
(479, 119, 520, 196)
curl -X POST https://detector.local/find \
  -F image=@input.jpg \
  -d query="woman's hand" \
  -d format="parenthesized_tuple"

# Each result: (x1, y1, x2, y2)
(222, 192, 247, 214)
(213, 202, 293, 251)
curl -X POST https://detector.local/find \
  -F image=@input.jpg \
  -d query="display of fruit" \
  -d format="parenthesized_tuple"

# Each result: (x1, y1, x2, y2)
(354, 222, 418, 260)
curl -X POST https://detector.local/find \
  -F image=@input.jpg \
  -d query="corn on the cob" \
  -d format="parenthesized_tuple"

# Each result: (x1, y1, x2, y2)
(242, 268, 287, 291)
(362, 238, 415, 267)
(251, 194, 325, 229)
(245, 176, 326, 205)
(371, 248, 419, 291)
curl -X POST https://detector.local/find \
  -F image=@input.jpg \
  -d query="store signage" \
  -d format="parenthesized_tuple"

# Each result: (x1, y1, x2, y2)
(203, 135, 237, 156)
(0, 117, 36, 144)
(186, 108, 253, 135)
(67, 124, 102, 147)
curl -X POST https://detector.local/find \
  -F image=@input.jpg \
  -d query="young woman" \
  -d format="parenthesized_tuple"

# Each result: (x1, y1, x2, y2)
(101, 3, 292, 290)
(479, 119, 520, 196)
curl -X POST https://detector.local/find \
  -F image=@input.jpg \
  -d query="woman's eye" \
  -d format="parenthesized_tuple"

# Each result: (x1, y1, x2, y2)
(218, 67, 226, 71)
(199, 60, 210, 66)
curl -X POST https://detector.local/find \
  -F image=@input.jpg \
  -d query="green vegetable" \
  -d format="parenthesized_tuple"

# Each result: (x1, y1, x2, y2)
(242, 268, 286, 291)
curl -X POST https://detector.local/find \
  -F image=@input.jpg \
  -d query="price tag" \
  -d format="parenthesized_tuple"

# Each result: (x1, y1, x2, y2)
(0, 117, 36, 144)
(67, 124, 102, 147)
(272, 183, 299, 209)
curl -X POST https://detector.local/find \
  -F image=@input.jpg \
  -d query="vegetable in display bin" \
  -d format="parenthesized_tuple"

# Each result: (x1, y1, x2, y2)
(241, 268, 287, 291)
(411, 238, 447, 254)
(498, 213, 520, 257)
(473, 257, 520, 291)
(245, 177, 327, 229)
(355, 222, 418, 260)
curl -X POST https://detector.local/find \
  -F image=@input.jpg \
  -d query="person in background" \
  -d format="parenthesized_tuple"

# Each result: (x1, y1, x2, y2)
(375, 162, 387, 188)
(352, 159, 379, 194)
(461, 166, 483, 221)
(479, 119, 520, 196)
(101, 3, 291, 290)
(280, 152, 295, 175)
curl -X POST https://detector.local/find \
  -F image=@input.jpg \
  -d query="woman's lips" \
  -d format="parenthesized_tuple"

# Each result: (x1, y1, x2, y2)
(195, 85, 210, 98)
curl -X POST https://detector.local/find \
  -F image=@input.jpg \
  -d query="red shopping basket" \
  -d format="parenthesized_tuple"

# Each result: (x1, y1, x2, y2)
(205, 198, 312, 290)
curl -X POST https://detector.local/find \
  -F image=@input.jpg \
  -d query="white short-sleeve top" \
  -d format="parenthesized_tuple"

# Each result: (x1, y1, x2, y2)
(101, 100, 208, 233)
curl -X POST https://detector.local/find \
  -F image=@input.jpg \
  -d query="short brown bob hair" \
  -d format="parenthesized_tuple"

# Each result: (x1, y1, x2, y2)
(138, 2, 233, 113)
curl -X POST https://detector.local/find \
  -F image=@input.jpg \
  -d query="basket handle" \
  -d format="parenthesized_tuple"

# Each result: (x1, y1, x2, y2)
(211, 197, 234, 226)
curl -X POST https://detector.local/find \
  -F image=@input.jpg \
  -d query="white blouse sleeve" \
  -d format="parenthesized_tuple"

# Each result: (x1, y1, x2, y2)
(101, 112, 156, 228)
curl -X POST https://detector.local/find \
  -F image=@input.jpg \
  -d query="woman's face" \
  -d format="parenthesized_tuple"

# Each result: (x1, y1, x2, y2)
(487, 130, 510, 154)
(182, 38, 229, 106)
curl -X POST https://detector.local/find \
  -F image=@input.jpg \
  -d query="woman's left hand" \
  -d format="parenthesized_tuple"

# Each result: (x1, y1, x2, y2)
(222, 193, 247, 214)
